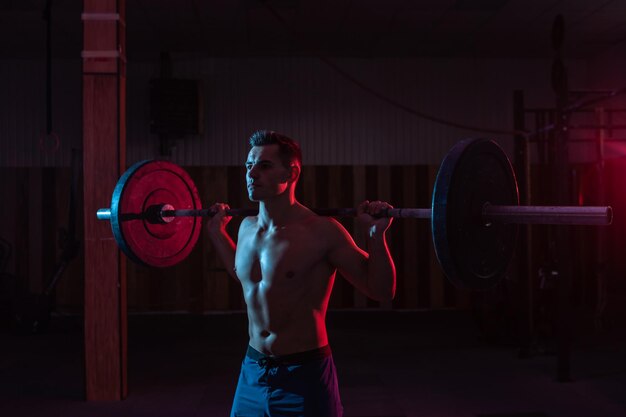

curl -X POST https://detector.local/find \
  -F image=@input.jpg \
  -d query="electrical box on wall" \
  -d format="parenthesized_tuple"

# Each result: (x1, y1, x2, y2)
(149, 79, 202, 136)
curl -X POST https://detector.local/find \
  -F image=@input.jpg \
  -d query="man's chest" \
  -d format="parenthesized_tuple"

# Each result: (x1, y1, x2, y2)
(234, 228, 328, 283)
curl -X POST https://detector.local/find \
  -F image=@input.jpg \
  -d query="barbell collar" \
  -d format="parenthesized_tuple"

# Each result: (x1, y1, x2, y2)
(97, 208, 111, 220)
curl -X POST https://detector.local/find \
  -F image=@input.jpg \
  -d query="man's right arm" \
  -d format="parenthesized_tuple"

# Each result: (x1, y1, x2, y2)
(207, 203, 238, 281)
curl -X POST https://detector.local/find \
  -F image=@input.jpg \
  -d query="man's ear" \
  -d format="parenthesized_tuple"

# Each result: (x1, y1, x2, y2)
(287, 164, 300, 183)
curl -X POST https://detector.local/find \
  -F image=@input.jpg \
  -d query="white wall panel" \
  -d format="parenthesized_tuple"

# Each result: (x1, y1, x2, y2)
(2, 56, 588, 167)
(127, 56, 587, 166)
(0, 59, 81, 167)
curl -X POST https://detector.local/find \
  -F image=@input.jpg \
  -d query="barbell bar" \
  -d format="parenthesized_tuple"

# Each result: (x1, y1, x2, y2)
(96, 138, 613, 290)
(97, 205, 612, 226)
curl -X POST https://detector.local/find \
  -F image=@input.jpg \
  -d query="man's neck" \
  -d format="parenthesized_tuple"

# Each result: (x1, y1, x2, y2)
(257, 192, 299, 230)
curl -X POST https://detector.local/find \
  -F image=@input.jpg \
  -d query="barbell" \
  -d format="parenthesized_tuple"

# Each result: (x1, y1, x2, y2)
(96, 138, 612, 290)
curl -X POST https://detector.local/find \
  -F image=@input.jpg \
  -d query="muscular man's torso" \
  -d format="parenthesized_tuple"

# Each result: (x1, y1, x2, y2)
(234, 210, 337, 356)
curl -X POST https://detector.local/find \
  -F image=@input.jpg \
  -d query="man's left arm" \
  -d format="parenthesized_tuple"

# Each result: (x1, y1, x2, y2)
(358, 200, 396, 301)
(327, 200, 397, 301)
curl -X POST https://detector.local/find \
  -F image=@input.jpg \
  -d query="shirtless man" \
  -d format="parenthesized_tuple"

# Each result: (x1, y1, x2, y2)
(207, 130, 396, 417)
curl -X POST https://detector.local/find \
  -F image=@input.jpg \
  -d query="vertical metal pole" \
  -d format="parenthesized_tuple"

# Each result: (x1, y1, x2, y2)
(513, 90, 534, 358)
(44, 0, 52, 135)
(554, 76, 573, 384)
(594, 108, 608, 330)
(551, 14, 573, 382)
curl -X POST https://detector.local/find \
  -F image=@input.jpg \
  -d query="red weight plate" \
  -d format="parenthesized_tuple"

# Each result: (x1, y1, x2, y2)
(116, 160, 202, 267)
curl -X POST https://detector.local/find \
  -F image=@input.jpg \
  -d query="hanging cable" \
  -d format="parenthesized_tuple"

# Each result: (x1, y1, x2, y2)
(260, 1, 626, 140)
(260, 1, 528, 137)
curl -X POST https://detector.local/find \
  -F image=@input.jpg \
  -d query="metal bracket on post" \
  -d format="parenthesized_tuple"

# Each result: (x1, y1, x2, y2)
(81, 13, 120, 21)
(81, 50, 121, 59)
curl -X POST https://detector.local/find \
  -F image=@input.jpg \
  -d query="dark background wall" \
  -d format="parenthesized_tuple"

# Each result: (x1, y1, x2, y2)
(1, 0, 626, 325)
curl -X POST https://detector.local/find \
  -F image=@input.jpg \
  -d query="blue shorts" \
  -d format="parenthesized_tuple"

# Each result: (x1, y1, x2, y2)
(230, 345, 343, 417)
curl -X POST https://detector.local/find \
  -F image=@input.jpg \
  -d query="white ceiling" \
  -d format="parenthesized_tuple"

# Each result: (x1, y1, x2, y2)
(2, 0, 626, 60)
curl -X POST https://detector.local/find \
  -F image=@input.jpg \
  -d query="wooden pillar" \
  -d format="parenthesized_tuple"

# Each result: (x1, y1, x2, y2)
(82, 0, 127, 400)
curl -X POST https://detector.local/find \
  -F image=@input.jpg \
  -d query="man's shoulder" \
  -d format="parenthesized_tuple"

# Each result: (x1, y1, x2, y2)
(239, 215, 258, 233)
(241, 215, 258, 225)
(306, 214, 350, 240)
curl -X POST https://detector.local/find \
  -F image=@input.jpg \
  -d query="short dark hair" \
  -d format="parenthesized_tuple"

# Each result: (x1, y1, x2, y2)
(248, 130, 302, 169)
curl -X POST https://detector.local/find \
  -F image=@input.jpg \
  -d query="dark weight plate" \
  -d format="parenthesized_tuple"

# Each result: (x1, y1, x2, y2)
(431, 138, 519, 290)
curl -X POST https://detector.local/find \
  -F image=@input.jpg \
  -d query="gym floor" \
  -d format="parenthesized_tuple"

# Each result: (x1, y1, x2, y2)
(1, 310, 625, 417)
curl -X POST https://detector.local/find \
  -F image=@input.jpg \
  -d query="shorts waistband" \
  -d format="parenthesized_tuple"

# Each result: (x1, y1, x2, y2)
(246, 345, 332, 367)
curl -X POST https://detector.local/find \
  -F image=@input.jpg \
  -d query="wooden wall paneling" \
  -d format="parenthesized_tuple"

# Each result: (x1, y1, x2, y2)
(148, 255, 165, 310)
(227, 166, 245, 310)
(10, 162, 624, 315)
(315, 166, 341, 308)
(204, 166, 231, 310)
(52, 169, 67, 306)
(340, 165, 355, 308)
(377, 165, 393, 310)
(180, 167, 204, 311)
(129, 226, 181, 310)
(69, 168, 85, 312)
(41, 169, 56, 299)
(163, 264, 183, 311)
(299, 164, 317, 209)
(364, 166, 379, 309)
(314, 166, 329, 208)
(427, 165, 445, 309)
(326, 166, 354, 308)
(351, 166, 368, 308)
(415, 166, 432, 309)
(453, 283, 472, 309)
(183, 166, 205, 313)
(0, 170, 14, 327)
(235, 165, 251, 309)
(179, 232, 204, 313)
(0, 171, 6, 246)
(127, 257, 138, 311)
(165, 166, 202, 312)
(389, 166, 406, 308)
(127, 261, 149, 311)
(0, 170, 16, 276)
(443, 264, 459, 308)
(49, 169, 63, 307)
(529, 163, 551, 318)
(326, 166, 341, 308)
(15, 169, 30, 294)
(401, 165, 419, 309)
(54, 167, 86, 313)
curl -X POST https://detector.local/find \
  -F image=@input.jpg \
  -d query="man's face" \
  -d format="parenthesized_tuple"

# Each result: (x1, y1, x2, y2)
(245, 145, 292, 202)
